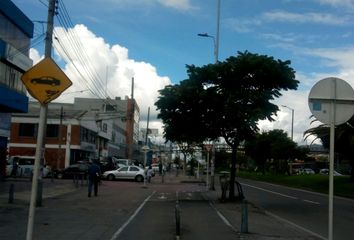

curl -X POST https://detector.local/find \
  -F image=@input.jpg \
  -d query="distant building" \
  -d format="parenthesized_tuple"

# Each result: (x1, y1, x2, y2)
(9, 97, 140, 169)
(0, 0, 33, 178)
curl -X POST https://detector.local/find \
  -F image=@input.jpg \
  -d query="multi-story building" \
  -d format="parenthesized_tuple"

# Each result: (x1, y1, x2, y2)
(0, 0, 33, 179)
(9, 97, 140, 169)
(73, 97, 140, 160)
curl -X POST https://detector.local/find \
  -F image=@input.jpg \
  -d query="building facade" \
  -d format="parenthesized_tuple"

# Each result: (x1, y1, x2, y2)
(0, 0, 33, 179)
(9, 97, 140, 169)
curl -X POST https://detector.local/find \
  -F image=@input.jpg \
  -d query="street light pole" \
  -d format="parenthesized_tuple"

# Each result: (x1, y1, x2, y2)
(282, 105, 294, 141)
(215, 0, 220, 62)
(198, 0, 221, 191)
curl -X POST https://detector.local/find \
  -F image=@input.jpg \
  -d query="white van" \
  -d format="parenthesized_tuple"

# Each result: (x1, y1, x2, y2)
(6, 156, 50, 178)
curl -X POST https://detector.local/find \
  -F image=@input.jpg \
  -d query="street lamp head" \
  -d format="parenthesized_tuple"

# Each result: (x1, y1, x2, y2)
(198, 33, 210, 37)
(282, 105, 294, 111)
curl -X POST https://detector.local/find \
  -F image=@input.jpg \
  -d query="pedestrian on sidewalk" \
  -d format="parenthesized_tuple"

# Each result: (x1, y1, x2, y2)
(147, 165, 153, 183)
(11, 160, 19, 178)
(88, 160, 101, 197)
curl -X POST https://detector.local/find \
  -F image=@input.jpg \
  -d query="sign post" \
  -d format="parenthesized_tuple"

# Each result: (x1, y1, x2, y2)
(308, 77, 354, 240)
(204, 144, 212, 190)
(25, 1, 72, 239)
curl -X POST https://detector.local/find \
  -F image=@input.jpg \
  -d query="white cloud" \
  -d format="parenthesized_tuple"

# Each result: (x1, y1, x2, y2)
(31, 24, 171, 132)
(258, 44, 354, 145)
(258, 89, 315, 145)
(29, 48, 42, 65)
(314, 0, 354, 9)
(158, 0, 197, 11)
(263, 10, 351, 26)
(226, 9, 351, 34)
(101, 0, 196, 11)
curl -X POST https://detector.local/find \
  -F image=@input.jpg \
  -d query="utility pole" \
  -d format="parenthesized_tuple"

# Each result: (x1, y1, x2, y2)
(210, 0, 221, 191)
(145, 107, 150, 146)
(128, 77, 134, 160)
(26, 0, 55, 239)
(57, 106, 64, 169)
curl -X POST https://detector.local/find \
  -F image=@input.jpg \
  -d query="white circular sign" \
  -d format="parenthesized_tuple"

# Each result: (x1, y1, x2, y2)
(308, 77, 354, 125)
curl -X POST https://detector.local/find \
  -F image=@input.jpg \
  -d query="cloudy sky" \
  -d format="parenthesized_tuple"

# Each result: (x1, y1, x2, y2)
(12, 0, 354, 145)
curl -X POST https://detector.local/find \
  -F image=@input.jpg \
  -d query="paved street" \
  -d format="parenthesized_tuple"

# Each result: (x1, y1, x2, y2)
(239, 178, 354, 240)
(0, 172, 323, 240)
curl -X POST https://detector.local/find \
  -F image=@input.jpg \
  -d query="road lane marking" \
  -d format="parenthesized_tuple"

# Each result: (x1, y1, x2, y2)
(208, 201, 237, 232)
(303, 199, 320, 205)
(110, 191, 156, 240)
(242, 182, 321, 205)
(158, 193, 167, 200)
(265, 210, 327, 240)
(242, 183, 298, 200)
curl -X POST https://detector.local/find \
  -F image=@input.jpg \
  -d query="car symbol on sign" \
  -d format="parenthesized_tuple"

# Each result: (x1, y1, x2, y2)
(31, 76, 61, 86)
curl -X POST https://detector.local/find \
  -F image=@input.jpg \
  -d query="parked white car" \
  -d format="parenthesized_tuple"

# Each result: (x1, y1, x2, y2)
(319, 168, 343, 176)
(6, 156, 51, 178)
(102, 166, 145, 182)
(298, 168, 315, 175)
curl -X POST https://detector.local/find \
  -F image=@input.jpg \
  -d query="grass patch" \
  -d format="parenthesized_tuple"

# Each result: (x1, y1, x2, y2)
(237, 171, 354, 199)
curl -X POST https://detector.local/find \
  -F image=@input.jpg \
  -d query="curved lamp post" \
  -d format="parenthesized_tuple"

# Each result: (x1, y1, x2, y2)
(282, 105, 294, 141)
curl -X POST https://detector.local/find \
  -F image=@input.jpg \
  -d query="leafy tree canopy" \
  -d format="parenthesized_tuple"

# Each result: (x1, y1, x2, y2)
(155, 51, 299, 199)
(245, 129, 298, 173)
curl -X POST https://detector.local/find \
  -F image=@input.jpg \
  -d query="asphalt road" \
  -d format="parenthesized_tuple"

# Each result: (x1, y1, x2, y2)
(238, 178, 354, 240)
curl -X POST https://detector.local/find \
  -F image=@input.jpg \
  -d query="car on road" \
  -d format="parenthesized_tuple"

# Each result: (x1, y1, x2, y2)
(298, 168, 315, 175)
(102, 166, 145, 182)
(54, 163, 89, 179)
(319, 168, 343, 176)
(6, 156, 51, 178)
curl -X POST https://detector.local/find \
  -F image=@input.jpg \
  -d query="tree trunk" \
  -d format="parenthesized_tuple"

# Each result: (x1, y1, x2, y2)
(228, 145, 237, 200)
(350, 158, 354, 182)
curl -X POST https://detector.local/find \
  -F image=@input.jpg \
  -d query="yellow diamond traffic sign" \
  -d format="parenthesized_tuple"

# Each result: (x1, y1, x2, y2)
(21, 57, 72, 104)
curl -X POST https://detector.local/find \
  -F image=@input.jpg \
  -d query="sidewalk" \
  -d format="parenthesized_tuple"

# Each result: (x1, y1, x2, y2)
(0, 177, 82, 204)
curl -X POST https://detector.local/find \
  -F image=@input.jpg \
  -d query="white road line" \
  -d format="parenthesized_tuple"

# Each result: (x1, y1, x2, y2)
(208, 201, 237, 232)
(110, 191, 156, 240)
(303, 199, 320, 205)
(242, 182, 321, 205)
(265, 211, 327, 240)
(242, 183, 298, 200)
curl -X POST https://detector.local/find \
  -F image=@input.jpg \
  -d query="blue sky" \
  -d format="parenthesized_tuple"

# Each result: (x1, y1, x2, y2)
(11, 0, 354, 144)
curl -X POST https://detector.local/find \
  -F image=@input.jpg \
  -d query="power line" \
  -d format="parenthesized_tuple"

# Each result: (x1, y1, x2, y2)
(51, 0, 128, 114)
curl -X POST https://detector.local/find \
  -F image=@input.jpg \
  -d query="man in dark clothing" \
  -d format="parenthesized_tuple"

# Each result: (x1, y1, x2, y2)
(88, 161, 101, 197)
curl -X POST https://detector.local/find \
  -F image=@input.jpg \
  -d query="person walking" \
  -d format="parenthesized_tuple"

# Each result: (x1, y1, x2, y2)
(88, 160, 101, 197)
(11, 160, 19, 178)
(147, 165, 154, 183)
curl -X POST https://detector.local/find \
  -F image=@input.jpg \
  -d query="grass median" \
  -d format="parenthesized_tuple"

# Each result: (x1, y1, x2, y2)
(237, 171, 354, 199)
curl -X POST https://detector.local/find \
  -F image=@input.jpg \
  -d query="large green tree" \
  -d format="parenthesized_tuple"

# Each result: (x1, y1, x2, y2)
(245, 129, 299, 174)
(156, 51, 298, 200)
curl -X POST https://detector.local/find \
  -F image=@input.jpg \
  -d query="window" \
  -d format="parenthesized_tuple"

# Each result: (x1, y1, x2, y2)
(130, 166, 139, 172)
(80, 127, 96, 144)
(19, 123, 36, 137)
(119, 167, 128, 172)
(46, 124, 59, 138)
(105, 104, 116, 111)
(103, 123, 107, 133)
